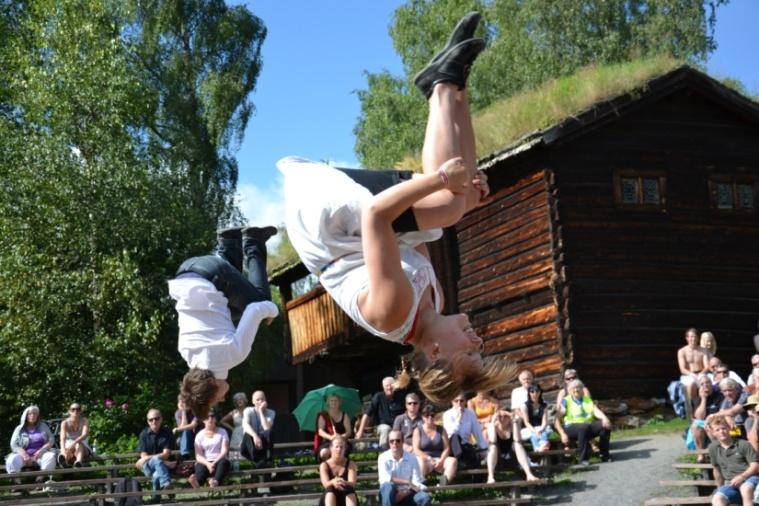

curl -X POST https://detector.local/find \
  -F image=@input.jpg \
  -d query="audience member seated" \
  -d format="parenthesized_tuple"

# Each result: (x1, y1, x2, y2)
(356, 377, 406, 448)
(188, 412, 230, 489)
(555, 380, 612, 465)
(412, 404, 457, 485)
(521, 384, 552, 452)
(710, 358, 746, 388)
(678, 327, 710, 420)
(319, 435, 358, 506)
(393, 392, 424, 453)
(58, 402, 91, 467)
(315, 394, 353, 461)
(700, 331, 717, 358)
(173, 395, 198, 459)
(378, 429, 431, 506)
(241, 390, 275, 467)
(220, 391, 247, 466)
(468, 390, 499, 444)
(555, 369, 591, 409)
(136, 408, 175, 501)
(707, 414, 759, 506)
(486, 408, 538, 483)
(743, 395, 759, 453)
(688, 373, 724, 462)
(6, 405, 56, 476)
(746, 356, 759, 393)
(715, 378, 748, 438)
(443, 393, 487, 470)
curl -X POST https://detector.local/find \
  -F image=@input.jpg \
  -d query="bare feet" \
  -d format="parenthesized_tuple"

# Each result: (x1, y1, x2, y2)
(188, 474, 199, 488)
(486, 476, 495, 484)
(208, 479, 219, 488)
(526, 474, 539, 481)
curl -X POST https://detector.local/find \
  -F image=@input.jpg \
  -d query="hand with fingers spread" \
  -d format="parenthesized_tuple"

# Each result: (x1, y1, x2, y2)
(439, 157, 469, 194)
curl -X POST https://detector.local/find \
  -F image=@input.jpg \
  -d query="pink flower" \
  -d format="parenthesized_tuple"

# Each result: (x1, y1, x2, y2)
(121, 403, 129, 411)
(104, 399, 113, 409)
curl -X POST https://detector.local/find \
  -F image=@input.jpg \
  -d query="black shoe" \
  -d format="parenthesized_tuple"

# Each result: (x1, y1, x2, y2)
(73, 460, 83, 468)
(428, 12, 481, 67)
(217, 226, 244, 239)
(57, 453, 66, 467)
(241, 226, 278, 243)
(413, 38, 486, 99)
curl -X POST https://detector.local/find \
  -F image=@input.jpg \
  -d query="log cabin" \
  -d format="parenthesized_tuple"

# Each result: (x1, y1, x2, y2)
(271, 65, 759, 401)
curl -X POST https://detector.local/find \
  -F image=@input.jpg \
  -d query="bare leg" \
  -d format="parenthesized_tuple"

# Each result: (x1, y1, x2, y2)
(325, 492, 338, 506)
(444, 456, 457, 482)
(416, 455, 429, 478)
(486, 444, 498, 483)
(412, 83, 471, 230)
(346, 493, 358, 506)
(512, 441, 538, 481)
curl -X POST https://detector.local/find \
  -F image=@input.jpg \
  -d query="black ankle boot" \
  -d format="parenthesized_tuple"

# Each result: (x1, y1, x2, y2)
(427, 12, 481, 67)
(413, 38, 486, 99)
(241, 226, 278, 243)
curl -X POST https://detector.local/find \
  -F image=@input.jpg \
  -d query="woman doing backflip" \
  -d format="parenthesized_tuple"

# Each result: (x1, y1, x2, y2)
(280, 12, 514, 404)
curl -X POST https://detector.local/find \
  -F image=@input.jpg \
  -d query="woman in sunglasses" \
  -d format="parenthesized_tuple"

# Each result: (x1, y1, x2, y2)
(59, 403, 91, 467)
(412, 404, 457, 485)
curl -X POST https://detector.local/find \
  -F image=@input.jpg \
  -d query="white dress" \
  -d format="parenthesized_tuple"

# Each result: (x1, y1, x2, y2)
(279, 156, 443, 343)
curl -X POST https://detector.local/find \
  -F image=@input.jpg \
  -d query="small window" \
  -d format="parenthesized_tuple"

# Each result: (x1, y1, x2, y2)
(614, 170, 666, 210)
(709, 176, 757, 212)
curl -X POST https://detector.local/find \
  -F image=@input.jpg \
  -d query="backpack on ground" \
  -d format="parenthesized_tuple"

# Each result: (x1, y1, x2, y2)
(114, 476, 142, 506)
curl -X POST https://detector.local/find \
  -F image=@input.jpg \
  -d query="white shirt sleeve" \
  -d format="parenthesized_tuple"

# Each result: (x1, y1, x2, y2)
(442, 409, 458, 436)
(377, 452, 392, 485)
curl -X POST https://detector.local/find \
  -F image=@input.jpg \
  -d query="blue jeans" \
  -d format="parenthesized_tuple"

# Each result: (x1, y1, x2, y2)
(178, 429, 194, 457)
(141, 455, 171, 491)
(379, 482, 431, 506)
(715, 474, 759, 504)
(529, 427, 552, 450)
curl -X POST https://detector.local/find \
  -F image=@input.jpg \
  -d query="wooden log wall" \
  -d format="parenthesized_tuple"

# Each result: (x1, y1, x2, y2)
(456, 170, 565, 394)
(548, 88, 759, 397)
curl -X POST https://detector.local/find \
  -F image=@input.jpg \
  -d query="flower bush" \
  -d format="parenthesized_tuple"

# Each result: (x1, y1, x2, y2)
(87, 382, 175, 453)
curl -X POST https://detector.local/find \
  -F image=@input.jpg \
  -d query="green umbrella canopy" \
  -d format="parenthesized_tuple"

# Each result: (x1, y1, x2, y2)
(293, 384, 363, 432)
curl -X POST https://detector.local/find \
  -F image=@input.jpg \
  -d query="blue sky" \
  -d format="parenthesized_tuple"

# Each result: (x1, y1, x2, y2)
(233, 0, 759, 234)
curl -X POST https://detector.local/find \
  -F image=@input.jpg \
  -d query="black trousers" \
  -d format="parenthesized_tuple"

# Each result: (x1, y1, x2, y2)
(241, 432, 272, 465)
(176, 233, 270, 322)
(564, 421, 610, 461)
(448, 433, 481, 469)
(193, 457, 230, 485)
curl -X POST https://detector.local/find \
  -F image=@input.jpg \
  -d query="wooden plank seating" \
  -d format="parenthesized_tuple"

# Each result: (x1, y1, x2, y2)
(0, 476, 550, 505)
(0, 437, 571, 505)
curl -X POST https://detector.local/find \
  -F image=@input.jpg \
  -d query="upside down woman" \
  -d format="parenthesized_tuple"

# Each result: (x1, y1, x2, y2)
(280, 12, 514, 403)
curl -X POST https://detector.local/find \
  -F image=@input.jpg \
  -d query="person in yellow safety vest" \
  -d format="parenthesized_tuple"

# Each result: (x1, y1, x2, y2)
(554, 379, 612, 465)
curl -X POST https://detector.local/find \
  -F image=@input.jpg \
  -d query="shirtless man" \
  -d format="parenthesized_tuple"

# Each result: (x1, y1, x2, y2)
(678, 327, 710, 420)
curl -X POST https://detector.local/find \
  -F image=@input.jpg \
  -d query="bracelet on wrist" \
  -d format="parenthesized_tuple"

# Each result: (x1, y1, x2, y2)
(438, 168, 449, 186)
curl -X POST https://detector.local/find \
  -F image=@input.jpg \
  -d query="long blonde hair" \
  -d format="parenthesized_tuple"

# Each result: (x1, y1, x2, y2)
(395, 350, 516, 405)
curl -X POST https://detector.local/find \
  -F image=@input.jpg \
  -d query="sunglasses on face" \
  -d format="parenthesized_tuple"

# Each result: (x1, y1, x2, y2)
(148, 417, 161, 422)
(716, 370, 728, 374)
(389, 438, 402, 444)
(565, 376, 576, 381)
(70, 407, 81, 412)
(407, 401, 419, 405)
(452, 399, 465, 403)
(423, 413, 435, 417)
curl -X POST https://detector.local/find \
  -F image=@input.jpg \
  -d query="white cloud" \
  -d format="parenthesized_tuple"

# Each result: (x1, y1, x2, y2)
(235, 176, 285, 250)
(326, 159, 361, 169)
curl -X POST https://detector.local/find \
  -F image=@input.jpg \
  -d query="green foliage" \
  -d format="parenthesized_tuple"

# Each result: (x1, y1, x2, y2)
(87, 382, 174, 454)
(355, 0, 729, 168)
(0, 0, 267, 446)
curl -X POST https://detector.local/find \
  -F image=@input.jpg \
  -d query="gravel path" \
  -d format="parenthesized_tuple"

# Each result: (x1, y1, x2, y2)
(543, 432, 697, 505)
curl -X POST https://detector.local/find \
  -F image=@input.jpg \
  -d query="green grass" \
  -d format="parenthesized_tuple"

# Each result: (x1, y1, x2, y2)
(613, 415, 689, 439)
(473, 55, 682, 157)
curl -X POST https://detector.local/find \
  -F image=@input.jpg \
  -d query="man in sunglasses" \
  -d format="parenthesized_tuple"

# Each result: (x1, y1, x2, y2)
(136, 409, 175, 502)
(393, 393, 424, 453)
(378, 429, 431, 506)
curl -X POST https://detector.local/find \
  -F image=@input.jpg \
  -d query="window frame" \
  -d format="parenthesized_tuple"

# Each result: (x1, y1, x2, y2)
(613, 169, 667, 211)
(708, 174, 758, 214)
